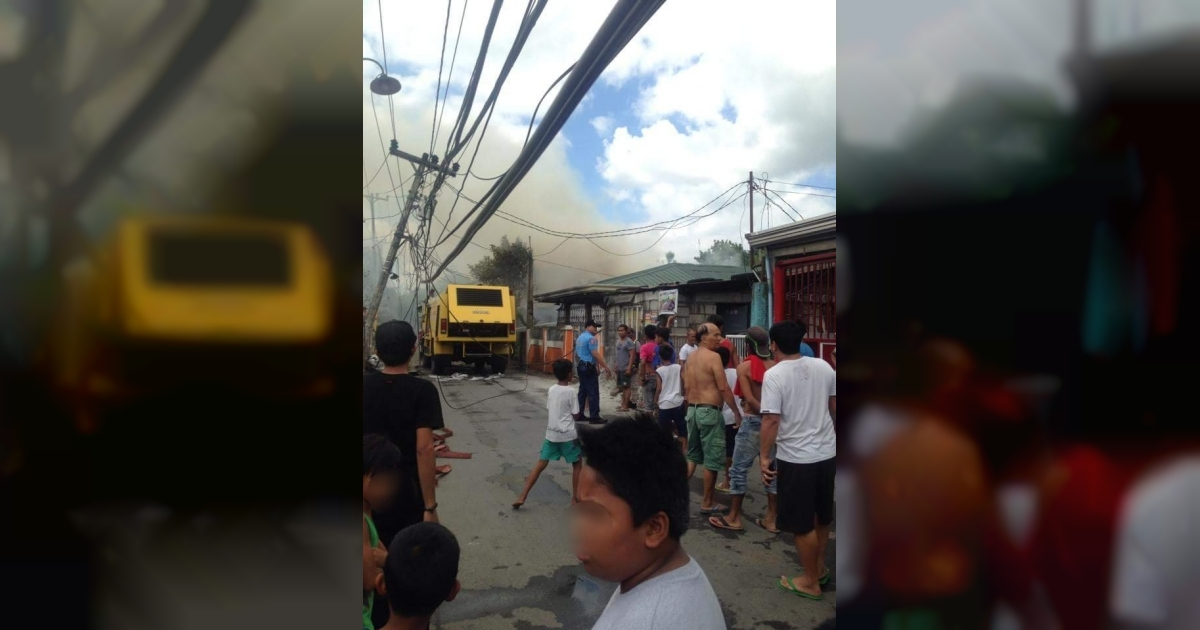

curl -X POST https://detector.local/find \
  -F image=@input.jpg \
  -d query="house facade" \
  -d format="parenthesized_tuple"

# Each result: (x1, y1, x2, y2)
(746, 213, 836, 363)
(532, 263, 754, 364)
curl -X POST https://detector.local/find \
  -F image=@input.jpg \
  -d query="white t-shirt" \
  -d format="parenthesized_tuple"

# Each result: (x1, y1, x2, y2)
(678, 343, 697, 364)
(759, 357, 836, 464)
(545, 384, 579, 443)
(1109, 456, 1200, 629)
(656, 364, 684, 409)
(591, 557, 726, 630)
(721, 368, 740, 426)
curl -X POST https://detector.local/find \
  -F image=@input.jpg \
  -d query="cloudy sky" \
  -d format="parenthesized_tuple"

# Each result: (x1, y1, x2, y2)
(838, 0, 1200, 147)
(362, 0, 835, 293)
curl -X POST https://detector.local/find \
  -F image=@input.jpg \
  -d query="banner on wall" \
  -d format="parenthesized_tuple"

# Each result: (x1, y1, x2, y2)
(659, 289, 678, 315)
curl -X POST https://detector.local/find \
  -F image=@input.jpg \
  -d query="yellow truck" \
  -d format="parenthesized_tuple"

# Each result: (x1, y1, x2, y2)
(45, 214, 335, 433)
(419, 284, 516, 375)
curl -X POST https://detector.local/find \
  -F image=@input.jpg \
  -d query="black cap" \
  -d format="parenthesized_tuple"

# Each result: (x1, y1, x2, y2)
(585, 319, 600, 329)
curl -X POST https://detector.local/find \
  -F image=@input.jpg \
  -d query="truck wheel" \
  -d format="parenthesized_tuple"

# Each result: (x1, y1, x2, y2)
(489, 356, 508, 375)
(433, 356, 450, 375)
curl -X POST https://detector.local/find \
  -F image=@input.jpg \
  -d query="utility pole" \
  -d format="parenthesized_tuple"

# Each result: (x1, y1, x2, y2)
(749, 171, 754, 234)
(364, 142, 459, 363)
(527, 236, 535, 371)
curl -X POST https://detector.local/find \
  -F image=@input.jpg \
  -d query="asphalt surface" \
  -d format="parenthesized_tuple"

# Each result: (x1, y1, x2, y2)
(425, 370, 836, 630)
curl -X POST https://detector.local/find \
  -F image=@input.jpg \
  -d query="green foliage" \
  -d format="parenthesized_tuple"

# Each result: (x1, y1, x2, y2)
(468, 236, 534, 324)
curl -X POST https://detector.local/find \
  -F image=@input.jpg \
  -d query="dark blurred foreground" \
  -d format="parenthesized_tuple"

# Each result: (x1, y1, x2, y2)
(837, 15, 1200, 630)
(0, 2, 361, 627)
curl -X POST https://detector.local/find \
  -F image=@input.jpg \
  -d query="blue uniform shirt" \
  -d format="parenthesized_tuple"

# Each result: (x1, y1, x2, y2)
(576, 331, 597, 363)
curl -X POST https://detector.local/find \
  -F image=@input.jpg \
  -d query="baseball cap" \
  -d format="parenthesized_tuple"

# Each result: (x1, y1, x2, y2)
(746, 326, 772, 359)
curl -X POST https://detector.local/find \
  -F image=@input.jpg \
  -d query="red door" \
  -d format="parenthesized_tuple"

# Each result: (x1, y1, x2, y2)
(774, 252, 836, 361)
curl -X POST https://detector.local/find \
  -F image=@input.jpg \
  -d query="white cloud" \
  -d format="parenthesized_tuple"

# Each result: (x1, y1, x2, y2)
(363, 0, 835, 293)
(589, 115, 614, 136)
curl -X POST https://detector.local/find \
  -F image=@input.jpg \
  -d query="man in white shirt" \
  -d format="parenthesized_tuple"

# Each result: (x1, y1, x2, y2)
(760, 320, 836, 601)
(1109, 455, 1200, 630)
(576, 418, 726, 630)
(677, 327, 698, 367)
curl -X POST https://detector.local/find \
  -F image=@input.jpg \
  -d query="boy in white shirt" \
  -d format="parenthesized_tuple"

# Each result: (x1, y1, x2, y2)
(715, 346, 741, 493)
(655, 345, 687, 455)
(513, 359, 583, 509)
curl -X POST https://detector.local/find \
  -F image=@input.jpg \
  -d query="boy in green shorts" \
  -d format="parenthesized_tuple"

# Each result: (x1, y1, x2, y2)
(364, 434, 404, 630)
(513, 359, 584, 508)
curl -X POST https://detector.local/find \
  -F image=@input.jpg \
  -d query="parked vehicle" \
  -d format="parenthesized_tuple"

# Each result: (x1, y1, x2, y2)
(419, 284, 515, 375)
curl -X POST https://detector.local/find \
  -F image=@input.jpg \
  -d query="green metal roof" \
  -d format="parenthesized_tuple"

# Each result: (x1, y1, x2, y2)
(597, 263, 748, 288)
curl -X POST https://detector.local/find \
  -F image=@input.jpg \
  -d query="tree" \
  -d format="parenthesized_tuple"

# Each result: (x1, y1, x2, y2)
(665, 251, 676, 263)
(468, 236, 534, 326)
(695, 239, 750, 267)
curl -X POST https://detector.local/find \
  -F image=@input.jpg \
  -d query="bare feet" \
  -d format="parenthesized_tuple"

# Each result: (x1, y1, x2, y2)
(512, 498, 525, 510)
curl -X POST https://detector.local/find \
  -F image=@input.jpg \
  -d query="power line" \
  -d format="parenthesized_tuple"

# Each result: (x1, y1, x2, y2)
(764, 178, 836, 192)
(762, 186, 804, 221)
(445, 181, 746, 241)
(426, 0, 668, 283)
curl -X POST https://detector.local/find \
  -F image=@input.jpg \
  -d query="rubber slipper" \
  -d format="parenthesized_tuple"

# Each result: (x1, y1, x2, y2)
(777, 576, 823, 600)
(699, 505, 730, 515)
(715, 484, 731, 494)
(754, 518, 781, 534)
(819, 568, 831, 586)
(708, 515, 744, 531)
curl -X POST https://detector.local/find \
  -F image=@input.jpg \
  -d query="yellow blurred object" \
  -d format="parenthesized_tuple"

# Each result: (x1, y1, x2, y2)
(113, 215, 332, 342)
(47, 214, 336, 430)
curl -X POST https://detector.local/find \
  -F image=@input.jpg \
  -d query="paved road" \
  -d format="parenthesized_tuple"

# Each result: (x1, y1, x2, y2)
(426, 370, 836, 629)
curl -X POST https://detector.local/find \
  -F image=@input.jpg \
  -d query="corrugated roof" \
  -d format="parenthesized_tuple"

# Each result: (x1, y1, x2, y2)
(597, 263, 748, 288)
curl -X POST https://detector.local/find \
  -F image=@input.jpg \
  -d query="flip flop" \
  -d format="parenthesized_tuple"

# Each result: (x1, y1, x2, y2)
(715, 484, 731, 494)
(754, 518, 781, 534)
(708, 515, 744, 531)
(435, 464, 452, 477)
(699, 505, 730, 515)
(777, 576, 823, 600)
(819, 568, 831, 586)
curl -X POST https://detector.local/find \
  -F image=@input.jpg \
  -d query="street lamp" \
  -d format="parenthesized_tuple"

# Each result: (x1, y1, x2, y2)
(363, 57, 401, 96)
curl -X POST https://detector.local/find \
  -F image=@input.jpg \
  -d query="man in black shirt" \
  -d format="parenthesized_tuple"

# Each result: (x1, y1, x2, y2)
(362, 321, 444, 542)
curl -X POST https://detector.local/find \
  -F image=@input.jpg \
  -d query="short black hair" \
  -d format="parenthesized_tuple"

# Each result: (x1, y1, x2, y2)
(376, 320, 417, 367)
(716, 346, 730, 367)
(769, 320, 803, 355)
(384, 522, 460, 618)
(655, 327, 670, 341)
(643, 324, 657, 340)
(364, 434, 402, 477)
(617, 324, 628, 332)
(552, 358, 573, 382)
(705, 314, 725, 329)
(658, 344, 674, 362)
(578, 418, 689, 540)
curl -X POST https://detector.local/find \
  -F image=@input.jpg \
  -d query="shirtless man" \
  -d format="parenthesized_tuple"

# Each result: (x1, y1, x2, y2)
(709, 326, 778, 532)
(683, 323, 743, 514)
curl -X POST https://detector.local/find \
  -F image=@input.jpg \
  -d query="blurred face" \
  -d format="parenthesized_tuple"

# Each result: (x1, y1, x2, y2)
(618, 326, 628, 339)
(572, 466, 653, 583)
(363, 471, 399, 510)
(686, 330, 696, 345)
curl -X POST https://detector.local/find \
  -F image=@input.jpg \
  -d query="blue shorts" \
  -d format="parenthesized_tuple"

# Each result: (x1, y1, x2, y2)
(539, 439, 582, 463)
(658, 405, 686, 436)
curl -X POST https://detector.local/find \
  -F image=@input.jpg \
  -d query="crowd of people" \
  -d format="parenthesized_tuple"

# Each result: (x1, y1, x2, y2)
(836, 334, 1200, 630)
(362, 314, 838, 629)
